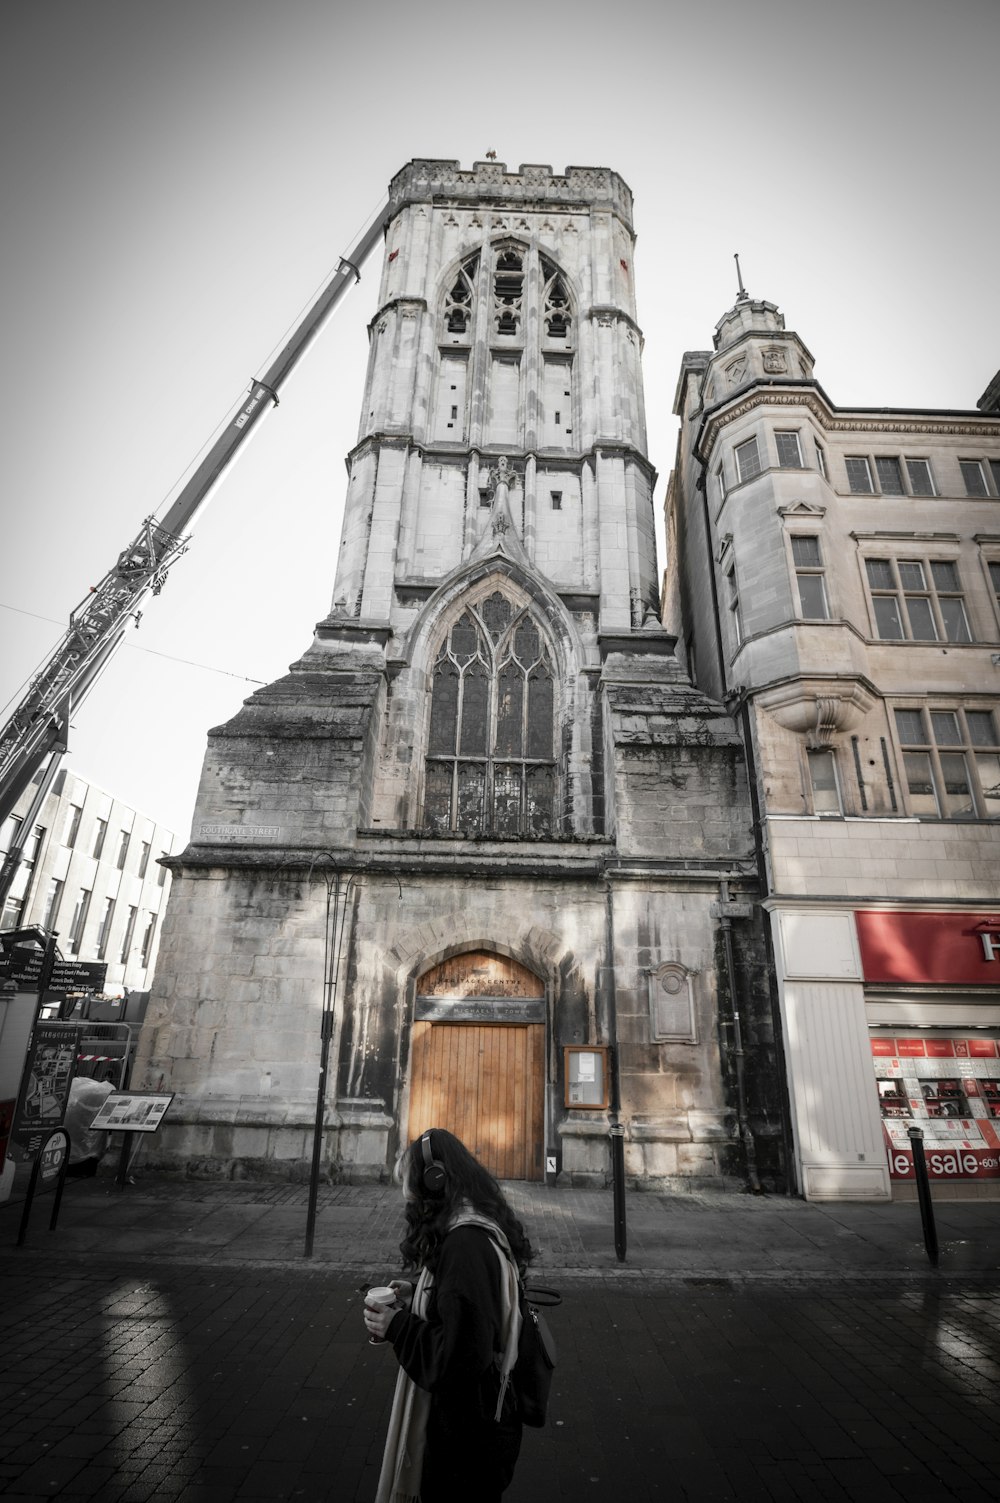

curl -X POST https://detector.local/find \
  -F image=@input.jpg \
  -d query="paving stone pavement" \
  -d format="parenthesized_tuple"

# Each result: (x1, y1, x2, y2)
(2, 1262, 999, 1503)
(3, 1174, 999, 1280)
(2, 1178, 999, 1500)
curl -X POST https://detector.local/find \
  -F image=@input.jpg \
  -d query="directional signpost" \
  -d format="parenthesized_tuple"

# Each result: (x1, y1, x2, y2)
(0, 949, 107, 995)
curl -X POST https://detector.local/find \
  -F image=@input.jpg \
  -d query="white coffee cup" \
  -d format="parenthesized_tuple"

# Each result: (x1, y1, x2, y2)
(365, 1285, 397, 1344)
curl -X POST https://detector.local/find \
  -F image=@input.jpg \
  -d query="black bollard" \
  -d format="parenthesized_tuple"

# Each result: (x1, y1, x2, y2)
(907, 1125, 939, 1268)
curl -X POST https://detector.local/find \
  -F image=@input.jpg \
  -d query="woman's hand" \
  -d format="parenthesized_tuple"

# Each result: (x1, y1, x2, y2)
(389, 1279, 413, 1308)
(364, 1300, 397, 1341)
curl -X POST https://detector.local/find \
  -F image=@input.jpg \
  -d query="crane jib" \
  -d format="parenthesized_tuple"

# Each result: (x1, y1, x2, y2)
(0, 194, 389, 863)
(234, 387, 272, 430)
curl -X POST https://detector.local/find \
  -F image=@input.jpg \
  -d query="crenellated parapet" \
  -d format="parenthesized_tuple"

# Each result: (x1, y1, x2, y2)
(388, 158, 634, 229)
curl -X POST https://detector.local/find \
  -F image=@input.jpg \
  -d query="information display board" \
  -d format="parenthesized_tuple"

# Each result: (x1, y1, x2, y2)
(564, 1046, 609, 1109)
(89, 1092, 174, 1133)
(871, 1034, 1000, 1181)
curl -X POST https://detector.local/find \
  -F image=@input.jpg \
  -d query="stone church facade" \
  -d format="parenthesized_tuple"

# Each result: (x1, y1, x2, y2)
(134, 160, 787, 1188)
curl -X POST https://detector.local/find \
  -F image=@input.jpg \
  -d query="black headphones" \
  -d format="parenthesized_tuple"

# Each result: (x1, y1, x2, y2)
(420, 1130, 448, 1193)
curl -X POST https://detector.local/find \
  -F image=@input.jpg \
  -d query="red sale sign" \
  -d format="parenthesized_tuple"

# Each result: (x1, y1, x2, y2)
(887, 1143, 1000, 1180)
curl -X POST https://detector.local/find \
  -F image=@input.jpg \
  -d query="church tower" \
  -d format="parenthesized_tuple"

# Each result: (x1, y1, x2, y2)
(135, 161, 786, 1189)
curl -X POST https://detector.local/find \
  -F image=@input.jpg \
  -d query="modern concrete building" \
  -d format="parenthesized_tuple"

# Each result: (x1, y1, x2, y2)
(0, 766, 174, 994)
(135, 159, 788, 1188)
(665, 289, 1000, 1200)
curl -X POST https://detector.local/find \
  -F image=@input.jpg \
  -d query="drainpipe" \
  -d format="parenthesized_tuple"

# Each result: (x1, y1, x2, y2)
(739, 698, 798, 1194)
(604, 878, 626, 1262)
(695, 447, 795, 1192)
(718, 877, 761, 1193)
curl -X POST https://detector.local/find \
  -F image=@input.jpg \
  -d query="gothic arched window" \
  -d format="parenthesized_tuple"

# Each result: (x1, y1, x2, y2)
(424, 590, 556, 836)
(541, 258, 572, 341)
(444, 255, 478, 336)
(493, 247, 524, 337)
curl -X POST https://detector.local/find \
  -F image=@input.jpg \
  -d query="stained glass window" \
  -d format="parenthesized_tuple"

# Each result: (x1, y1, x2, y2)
(424, 591, 557, 836)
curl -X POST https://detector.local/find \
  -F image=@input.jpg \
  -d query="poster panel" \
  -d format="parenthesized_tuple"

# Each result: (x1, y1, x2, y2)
(12, 1024, 80, 1150)
(871, 1033, 1000, 1181)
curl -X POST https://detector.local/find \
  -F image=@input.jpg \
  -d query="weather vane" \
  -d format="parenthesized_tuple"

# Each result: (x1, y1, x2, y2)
(734, 252, 748, 302)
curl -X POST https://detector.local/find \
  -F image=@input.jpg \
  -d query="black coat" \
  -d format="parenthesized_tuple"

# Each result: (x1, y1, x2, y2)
(387, 1225, 522, 1501)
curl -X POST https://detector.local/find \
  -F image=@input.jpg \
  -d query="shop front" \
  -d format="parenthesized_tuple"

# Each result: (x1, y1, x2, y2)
(770, 906, 1000, 1201)
(858, 911, 1000, 1198)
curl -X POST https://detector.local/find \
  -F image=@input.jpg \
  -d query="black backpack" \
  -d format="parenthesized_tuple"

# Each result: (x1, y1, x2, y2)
(512, 1286, 560, 1427)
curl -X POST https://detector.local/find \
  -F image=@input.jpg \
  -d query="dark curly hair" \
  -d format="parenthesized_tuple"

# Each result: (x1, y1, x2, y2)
(397, 1128, 533, 1276)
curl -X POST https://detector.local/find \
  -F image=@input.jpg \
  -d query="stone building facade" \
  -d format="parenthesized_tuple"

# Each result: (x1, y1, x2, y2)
(665, 291, 1000, 1199)
(134, 160, 787, 1188)
(0, 766, 173, 993)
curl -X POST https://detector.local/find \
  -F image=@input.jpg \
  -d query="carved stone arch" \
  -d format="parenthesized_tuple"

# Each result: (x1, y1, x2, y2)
(416, 948, 546, 998)
(401, 932, 554, 1181)
(384, 916, 568, 988)
(403, 556, 583, 685)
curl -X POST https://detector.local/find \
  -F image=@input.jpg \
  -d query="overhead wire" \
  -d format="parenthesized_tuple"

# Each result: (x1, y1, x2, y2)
(0, 602, 265, 710)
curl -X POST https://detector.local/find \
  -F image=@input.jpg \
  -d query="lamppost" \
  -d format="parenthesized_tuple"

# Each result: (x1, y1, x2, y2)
(303, 862, 401, 1259)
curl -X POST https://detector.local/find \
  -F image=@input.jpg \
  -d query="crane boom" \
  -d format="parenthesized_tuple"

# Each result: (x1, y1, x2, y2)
(0, 201, 389, 849)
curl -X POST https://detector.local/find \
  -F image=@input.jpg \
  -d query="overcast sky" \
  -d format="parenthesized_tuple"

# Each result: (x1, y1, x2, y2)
(2, 0, 998, 841)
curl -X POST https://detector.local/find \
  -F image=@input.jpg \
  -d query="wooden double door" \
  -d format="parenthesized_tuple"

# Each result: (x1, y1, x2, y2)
(407, 1020, 545, 1181)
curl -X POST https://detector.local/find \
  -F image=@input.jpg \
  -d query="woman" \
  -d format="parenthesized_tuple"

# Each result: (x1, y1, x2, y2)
(364, 1128, 532, 1503)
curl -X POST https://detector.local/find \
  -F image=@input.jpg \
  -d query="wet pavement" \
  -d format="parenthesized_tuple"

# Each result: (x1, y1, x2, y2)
(2, 1177, 999, 1500)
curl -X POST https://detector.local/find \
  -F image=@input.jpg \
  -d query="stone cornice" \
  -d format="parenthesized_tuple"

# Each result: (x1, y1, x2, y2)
(163, 842, 757, 885)
(598, 630, 677, 660)
(588, 443, 658, 487)
(387, 159, 634, 231)
(344, 434, 654, 481)
(587, 305, 643, 339)
(367, 295, 428, 331)
(695, 382, 1000, 462)
(760, 889, 1000, 914)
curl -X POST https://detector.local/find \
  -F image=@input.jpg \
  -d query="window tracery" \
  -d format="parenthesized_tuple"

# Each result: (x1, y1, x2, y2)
(444, 255, 478, 336)
(424, 588, 556, 837)
(493, 247, 524, 337)
(439, 247, 573, 349)
(541, 258, 571, 342)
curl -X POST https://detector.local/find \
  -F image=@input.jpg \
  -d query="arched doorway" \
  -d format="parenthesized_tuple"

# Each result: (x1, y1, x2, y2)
(407, 950, 545, 1181)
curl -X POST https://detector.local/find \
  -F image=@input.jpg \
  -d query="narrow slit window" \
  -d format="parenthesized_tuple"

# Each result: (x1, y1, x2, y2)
(808, 749, 841, 813)
(791, 535, 829, 619)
